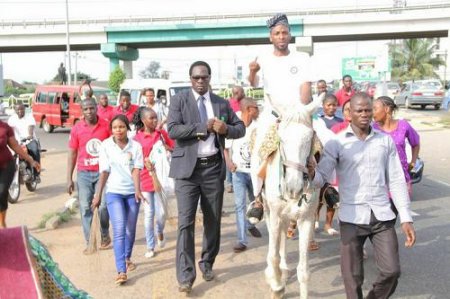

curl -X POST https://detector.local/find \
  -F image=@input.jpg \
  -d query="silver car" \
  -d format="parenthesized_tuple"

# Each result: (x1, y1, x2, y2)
(394, 82, 444, 110)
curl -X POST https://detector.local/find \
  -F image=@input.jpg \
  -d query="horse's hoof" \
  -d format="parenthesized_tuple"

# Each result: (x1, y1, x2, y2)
(271, 287, 285, 299)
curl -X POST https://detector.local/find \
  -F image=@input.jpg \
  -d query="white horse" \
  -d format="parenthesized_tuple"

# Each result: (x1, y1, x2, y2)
(261, 105, 321, 299)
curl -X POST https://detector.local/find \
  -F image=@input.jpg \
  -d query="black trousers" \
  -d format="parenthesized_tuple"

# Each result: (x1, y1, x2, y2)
(0, 160, 16, 212)
(340, 212, 400, 299)
(26, 140, 40, 175)
(175, 159, 224, 285)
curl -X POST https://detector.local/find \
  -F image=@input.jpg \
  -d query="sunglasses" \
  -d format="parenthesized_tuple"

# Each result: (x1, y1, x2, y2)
(191, 75, 210, 81)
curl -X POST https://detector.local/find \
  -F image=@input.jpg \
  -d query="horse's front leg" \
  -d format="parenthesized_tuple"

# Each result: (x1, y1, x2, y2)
(265, 202, 285, 293)
(297, 217, 314, 299)
(279, 218, 290, 282)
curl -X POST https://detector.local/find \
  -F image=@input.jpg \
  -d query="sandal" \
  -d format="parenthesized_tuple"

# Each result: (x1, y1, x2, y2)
(308, 240, 320, 251)
(126, 260, 136, 272)
(325, 227, 339, 236)
(115, 273, 127, 285)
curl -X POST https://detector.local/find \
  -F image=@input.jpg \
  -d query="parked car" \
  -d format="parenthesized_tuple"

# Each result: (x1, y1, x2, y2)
(373, 82, 401, 100)
(394, 82, 444, 109)
(119, 79, 191, 107)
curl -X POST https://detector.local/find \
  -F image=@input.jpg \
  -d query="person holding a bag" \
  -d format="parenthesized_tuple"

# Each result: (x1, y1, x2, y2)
(133, 107, 174, 258)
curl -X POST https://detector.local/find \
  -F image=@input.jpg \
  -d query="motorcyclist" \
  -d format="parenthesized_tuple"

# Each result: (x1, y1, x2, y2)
(7, 103, 41, 182)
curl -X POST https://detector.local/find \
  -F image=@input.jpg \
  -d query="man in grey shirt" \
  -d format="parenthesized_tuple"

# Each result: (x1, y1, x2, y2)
(308, 92, 416, 299)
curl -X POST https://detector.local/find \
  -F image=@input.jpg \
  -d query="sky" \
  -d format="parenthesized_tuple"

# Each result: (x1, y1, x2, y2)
(0, 0, 444, 85)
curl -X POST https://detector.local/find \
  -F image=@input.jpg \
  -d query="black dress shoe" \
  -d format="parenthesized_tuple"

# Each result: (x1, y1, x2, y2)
(248, 227, 262, 238)
(202, 268, 215, 281)
(233, 243, 247, 253)
(178, 282, 192, 293)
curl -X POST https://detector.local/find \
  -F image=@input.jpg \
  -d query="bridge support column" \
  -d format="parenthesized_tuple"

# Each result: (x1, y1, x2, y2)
(123, 61, 133, 79)
(101, 43, 139, 76)
(110, 58, 119, 72)
(295, 36, 314, 56)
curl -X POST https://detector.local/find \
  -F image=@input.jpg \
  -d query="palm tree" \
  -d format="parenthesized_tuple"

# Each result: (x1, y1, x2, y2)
(390, 38, 445, 82)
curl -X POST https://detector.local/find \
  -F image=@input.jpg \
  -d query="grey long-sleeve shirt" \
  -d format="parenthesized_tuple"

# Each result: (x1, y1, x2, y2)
(312, 125, 413, 225)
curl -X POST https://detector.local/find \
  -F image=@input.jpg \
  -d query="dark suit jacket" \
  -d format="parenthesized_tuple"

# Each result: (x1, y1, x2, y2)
(167, 89, 245, 179)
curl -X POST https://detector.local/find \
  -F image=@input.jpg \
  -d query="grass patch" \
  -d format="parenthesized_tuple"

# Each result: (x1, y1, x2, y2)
(37, 209, 76, 229)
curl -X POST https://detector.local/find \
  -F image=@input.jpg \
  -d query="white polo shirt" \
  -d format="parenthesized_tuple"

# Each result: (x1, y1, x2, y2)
(7, 113, 37, 141)
(99, 136, 144, 195)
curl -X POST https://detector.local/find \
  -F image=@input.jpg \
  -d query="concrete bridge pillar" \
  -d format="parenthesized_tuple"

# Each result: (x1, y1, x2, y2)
(123, 61, 133, 79)
(101, 43, 138, 76)
(295, 36, 314, 56)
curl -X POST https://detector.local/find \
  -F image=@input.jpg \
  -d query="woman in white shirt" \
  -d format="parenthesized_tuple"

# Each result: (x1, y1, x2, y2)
(92, 114, 144, 285)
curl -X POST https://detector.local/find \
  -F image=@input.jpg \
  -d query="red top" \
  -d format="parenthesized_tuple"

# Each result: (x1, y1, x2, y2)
(331, 120, 350, 134)
(134, 129, 174, 192)
(97, 105, 115, 124)
(335, 88, 356, 107)
(68, 118, 111, 171)
(113, 104, 139, 122)
(0, 121, 14, 168)
(229, 98, 240, 112)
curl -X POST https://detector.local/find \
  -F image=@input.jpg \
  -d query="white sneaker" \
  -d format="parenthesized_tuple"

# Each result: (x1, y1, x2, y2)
(158, 238, 166, 249)
(144, 250, 155, 258)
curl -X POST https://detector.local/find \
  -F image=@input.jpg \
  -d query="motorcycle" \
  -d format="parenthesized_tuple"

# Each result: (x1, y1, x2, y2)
(8, 138, 43, 204)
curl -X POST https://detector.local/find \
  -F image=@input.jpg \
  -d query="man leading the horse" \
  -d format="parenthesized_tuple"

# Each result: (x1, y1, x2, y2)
(308, 93, 416, 299)
(247, 13, 320, 221)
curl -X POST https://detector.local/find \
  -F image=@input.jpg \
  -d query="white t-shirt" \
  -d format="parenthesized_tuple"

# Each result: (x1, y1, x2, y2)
(7, 113, 37, 140)
(99, 137, 144, 195)
(258, 50, 314, 113)
(225, 112, 257, 173)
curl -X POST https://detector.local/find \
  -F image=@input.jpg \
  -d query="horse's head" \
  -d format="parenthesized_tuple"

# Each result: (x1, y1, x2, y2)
(277, 115, 314, 201)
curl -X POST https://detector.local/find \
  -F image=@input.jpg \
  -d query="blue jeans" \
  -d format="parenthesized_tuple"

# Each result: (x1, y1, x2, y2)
(226, 168, 233, 187)
(106, 192, 140, 273)
(232, 171, 255, 245)
(442, 96, 450, 110)
(77, 171, 110, 243)
(142, 192, 165, 250)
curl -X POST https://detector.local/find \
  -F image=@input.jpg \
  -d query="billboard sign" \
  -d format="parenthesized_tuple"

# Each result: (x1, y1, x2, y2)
(342, 56, 380, 81)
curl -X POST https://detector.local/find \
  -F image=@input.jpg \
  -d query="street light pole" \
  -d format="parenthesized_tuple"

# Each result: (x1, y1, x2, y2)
(65, 0, 72, 85)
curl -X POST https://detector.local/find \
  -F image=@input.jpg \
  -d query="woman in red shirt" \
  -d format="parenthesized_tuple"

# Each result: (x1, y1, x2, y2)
(133, 107, 174, 258)
(0, 120, 40, 228)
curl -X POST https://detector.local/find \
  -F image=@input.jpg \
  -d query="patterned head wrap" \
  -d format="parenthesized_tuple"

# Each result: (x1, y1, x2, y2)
(267, 13, 290, 30)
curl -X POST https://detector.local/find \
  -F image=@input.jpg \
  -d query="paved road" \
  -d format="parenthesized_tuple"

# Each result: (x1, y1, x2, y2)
(6, 111, 450, 298)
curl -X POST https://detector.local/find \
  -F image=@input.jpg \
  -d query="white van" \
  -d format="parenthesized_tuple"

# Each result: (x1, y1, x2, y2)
(118, 79, 191, 106)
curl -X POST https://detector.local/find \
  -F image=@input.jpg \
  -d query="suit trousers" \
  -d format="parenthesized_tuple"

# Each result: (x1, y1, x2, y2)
(175, 159, 224, 285)
(340, 212, 401, 299)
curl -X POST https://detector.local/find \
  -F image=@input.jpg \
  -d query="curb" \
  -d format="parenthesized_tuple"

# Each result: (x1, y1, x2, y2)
(44, 197, 78, 230)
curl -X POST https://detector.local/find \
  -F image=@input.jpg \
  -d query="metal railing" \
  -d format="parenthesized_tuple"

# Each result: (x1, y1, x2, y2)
(1, 2, 450, 29)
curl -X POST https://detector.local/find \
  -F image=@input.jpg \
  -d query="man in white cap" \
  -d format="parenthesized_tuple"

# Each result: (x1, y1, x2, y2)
(247, 13, 319, 221)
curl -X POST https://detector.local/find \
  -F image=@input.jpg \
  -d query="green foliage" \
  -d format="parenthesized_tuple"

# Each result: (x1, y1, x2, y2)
(4, 85, 35, 96)
(109, 66, 126, 93)
(139, 61, 161, 79)
(390, 38, 445, 82)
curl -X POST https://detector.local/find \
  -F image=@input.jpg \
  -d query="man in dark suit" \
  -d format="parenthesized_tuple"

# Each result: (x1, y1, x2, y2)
(167, 61, 245, 293)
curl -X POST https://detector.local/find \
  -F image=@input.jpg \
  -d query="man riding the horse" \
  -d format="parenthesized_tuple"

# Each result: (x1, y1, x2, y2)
(247, 13, 319, 223)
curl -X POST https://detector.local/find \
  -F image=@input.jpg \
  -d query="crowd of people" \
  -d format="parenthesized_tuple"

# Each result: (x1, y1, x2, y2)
(0, 12, 423, 299)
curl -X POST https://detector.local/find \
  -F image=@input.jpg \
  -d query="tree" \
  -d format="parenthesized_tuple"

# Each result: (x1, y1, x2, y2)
(109, 66, 126, 93)
(139, 61, 161, 79)
(390, 38, 445, 82)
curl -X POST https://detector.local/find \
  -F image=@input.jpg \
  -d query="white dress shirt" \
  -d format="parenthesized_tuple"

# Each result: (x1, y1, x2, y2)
(192, 89, 218, 157)
(99, 136, 144, 195)
(313, 125, 413, 225)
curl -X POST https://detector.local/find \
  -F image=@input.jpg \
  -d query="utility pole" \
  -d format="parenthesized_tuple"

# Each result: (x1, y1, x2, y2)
(65, 0, 72, 85)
